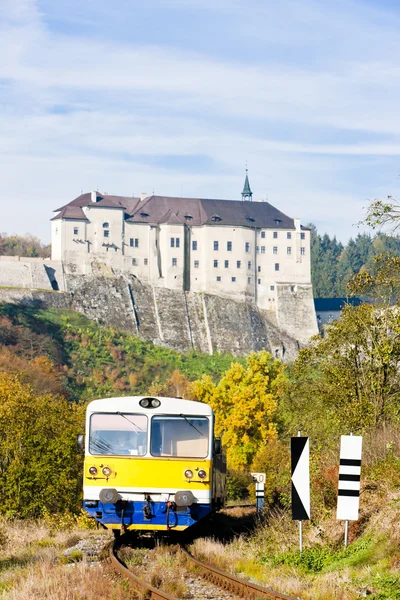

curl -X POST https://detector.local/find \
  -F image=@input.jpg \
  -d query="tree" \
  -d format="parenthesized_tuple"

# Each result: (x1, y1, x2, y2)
(188, 351, 283, 470)
(0, 373, 84, 517)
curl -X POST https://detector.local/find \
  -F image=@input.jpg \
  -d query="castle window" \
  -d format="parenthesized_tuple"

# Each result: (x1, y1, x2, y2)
(192, 240, 197, 251)
(247, 277, 251, 284)
(73, 227, 79, 235)
(261, 246, 265, 254)
(301, 232, 305, 240)
(214, 241, 219, 251)
(287, 232, 292, 239)
(211, 214, 222, 222)
(290, 285, 296, 292)
(256, 246, 259, 253)
(270, 285, 275, 291)
(103, 222, 109, 228)
(172, 258, 177, 266)
(275, 263, 280, 271)
(175, 238, 180, 248)
(214, 260, 218, 268)
(185, 214, 193, 220)
(132, 258, 137, 265)
(237, 260, 241, 268)
(258, 279, 261, 285)
(273, 232, 278, 239)
(227, 241, 232, 251)
(216, 276, 221, 282)
(231, 277, 236, 282)
(104, 230, 109, 237)
(261, 231, 265, 238)
(140, 212, 149, 218)
(224, 260, 229, 268)
(274, 219, 282, 224)
(258, 266, 261, 272)
(301, 247, 306, 255)
(194, 260, 199, 268)
(247, 261, 252, 269)
(273, 246, 278, 254)
(130, 238, 139, 248)
(287, 247, 292, 255)
(170, 238, 175, 248)
(245, 242, 250, 253)
(144, 258, 148, 265)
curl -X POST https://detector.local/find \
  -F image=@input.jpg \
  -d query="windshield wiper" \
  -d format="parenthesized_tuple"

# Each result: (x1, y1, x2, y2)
(179, 414, 204, 436)
(116, 412, 142, 431)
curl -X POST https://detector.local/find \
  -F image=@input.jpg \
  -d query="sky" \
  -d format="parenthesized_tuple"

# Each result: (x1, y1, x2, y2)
(1, 0, 400, 243)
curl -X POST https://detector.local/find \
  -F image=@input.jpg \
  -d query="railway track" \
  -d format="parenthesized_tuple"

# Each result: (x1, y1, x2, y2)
(110, 535, 299, 600)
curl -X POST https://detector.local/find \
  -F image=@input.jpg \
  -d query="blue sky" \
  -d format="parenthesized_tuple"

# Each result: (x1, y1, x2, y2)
(1, 0, 400, 242)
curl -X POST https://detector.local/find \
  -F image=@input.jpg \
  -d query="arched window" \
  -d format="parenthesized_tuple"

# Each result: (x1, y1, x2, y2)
(103, 222, 109, 228)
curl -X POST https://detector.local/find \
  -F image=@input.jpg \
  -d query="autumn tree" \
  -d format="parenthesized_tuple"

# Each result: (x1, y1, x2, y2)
(189, 351, 283, 470)
(0, 373, 84, 517)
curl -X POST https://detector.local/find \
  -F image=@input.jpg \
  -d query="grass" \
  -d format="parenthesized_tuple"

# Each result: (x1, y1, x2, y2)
(0, 519, 129, 600)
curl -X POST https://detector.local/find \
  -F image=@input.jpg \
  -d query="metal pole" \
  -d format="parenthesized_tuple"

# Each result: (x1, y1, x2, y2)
(297, 429, 302, 553)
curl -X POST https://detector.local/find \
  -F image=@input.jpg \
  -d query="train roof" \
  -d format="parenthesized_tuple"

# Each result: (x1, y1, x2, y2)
(86, 396, 213, 416)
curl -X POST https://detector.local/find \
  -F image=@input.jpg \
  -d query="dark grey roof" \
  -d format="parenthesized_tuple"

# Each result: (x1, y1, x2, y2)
(54, 193, 141, 217)
(314, 297, 363, 311)
(51, 205, 88, 221)
(127, 195, 295, 229)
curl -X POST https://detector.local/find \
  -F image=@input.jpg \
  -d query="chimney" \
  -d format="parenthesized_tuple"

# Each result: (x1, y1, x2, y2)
(140, 192, 148, 201)
(91, 190, 97, 203)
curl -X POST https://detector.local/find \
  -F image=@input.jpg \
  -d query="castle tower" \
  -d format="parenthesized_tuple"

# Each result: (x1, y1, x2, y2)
(241, 169, 253, 201)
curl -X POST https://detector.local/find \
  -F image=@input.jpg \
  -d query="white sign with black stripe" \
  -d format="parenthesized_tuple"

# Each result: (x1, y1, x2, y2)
(337, 435, 362, 521)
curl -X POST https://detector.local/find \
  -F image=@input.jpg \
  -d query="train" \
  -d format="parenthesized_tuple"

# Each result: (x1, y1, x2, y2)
(79, 395, 226, 533)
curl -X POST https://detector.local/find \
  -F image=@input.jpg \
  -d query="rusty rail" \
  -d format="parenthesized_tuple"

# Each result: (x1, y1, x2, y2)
(110, 537, 178, 600)
(179, 544, 298, 600)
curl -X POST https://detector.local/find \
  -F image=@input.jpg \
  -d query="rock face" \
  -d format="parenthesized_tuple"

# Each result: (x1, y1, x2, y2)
(0, 274, 307, 360)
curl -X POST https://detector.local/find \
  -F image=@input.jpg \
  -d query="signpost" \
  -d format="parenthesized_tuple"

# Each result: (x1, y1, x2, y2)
(291, 432, 310, 553)
(337, 434, 363, 547)
(251, 472, 265, 512)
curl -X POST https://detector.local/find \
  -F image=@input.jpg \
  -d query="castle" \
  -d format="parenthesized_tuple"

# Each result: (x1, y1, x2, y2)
(0, 174, 318, 355)
(51, 173, 313, 314)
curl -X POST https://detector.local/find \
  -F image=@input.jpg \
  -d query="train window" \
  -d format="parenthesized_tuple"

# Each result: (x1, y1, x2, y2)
(89, 413, 148, 456)
(150, 416, 209, 458)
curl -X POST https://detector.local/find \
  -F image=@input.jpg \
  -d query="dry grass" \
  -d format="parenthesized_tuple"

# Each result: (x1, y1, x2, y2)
(0, 519, 131, 600)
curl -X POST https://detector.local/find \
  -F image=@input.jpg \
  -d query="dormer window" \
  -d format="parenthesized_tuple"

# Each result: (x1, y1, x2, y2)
(274, 218, 282, 224)
(184, 214, 193, 220)
(246, 216, 255, 223)
(140, 212, 149, 218)
(211, 214, 221, 222)
(103, 222, 109, 228)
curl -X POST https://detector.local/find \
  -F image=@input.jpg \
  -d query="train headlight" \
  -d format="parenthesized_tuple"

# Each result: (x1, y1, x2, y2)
(184, 469, 193, 479)
(139, 397, 161, 408)
(198, 470, 207, 479)
(89, 466, 98, 476)
(102, 467, 112, 477)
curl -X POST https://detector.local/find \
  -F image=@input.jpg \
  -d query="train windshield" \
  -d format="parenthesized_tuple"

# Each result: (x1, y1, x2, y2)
(89, 413, 148, 456)
(150, 416, 209, 458)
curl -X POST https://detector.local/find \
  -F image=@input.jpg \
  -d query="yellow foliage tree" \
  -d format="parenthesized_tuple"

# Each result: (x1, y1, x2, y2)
(188, 351, 283, 470)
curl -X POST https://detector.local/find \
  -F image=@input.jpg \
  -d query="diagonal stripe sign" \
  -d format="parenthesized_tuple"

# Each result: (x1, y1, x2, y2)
(337, 435, 362, 521)
(291, 437, 310, 520)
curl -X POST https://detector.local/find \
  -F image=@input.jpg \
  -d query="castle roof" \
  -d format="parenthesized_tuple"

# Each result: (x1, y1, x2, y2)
(53, 193, 295, 229)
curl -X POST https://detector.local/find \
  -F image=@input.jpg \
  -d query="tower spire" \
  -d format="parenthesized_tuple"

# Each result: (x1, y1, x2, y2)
(241, 167, 253, 201)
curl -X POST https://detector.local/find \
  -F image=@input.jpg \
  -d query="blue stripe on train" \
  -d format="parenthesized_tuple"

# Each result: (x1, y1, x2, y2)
(83, 500, 212, 528)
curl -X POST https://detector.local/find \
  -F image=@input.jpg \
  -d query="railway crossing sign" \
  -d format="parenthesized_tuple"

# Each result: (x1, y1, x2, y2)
(291, 436, 310, 521)
(337, 435, 362, 522)
(251, 472, 265, 511)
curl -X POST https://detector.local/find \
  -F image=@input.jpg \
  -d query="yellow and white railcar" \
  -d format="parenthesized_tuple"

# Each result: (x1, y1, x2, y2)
(81, 396, 226, 532)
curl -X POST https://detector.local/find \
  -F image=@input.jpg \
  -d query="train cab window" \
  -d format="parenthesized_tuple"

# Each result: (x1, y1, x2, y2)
(89, 413, 148, 456)
(150, 416, 209, 458)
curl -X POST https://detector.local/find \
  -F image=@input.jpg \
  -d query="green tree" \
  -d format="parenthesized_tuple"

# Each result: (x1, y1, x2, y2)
(0, 373, 84, 517)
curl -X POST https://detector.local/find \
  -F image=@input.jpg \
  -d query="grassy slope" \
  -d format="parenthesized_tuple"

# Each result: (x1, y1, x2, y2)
(0, 304, 237, 401)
